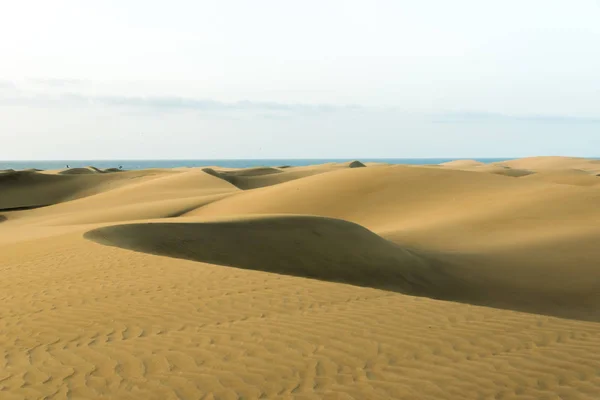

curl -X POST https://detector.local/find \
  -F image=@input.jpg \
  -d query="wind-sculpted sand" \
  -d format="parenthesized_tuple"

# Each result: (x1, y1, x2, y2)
(1, 157, 600, 399)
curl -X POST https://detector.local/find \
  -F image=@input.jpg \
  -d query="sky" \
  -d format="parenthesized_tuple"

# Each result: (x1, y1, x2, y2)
(1, 0, 599, 159)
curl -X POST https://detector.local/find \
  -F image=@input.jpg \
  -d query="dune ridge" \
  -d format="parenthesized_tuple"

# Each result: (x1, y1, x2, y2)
(1, 156, 600, 399)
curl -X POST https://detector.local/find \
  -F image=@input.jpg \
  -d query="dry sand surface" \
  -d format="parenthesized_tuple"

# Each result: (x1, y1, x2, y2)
(1, 156, 600, 399)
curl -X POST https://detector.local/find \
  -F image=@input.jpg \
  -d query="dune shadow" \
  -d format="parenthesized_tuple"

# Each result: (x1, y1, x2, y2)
(201, 162, 366, 190)
(0, 204, 51, 212)
(58, 167, 100, 175)
(84, 217, 600, 323)
(84, 216, 439, 295)
(201, 167, 284, 190)
(348, 160, 366, 168)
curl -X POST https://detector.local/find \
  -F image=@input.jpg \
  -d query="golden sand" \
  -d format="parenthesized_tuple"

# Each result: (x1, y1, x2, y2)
(1, 157, 599, 399)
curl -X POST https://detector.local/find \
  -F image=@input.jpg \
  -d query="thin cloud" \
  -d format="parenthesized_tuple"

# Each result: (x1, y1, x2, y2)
(431, 111, 600, 124)
(1, 85, 599, 124)
(29, 78, 86, 87)
(0, 88, 356, 115)
(92, 95, 346, 114)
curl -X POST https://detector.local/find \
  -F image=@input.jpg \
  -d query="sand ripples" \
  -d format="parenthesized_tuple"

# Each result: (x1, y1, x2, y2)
(1, 157, 600, 399)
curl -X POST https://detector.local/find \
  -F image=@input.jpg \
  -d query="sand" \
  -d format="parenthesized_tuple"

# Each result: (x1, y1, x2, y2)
(1, 156, 599, 399)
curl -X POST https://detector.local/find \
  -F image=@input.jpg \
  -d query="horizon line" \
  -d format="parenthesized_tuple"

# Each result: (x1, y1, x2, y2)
(2, 156, 599, 162)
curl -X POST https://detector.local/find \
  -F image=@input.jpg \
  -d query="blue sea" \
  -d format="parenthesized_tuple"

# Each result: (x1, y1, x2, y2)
(0, 158, 518, 171)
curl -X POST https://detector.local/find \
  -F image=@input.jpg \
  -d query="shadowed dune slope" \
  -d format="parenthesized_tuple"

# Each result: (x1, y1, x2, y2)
(479, 166, 534, 177)
(466, 229, 599, 292)
(84, 215, 600, 321)
(45, 193, 236, 226)
(3, 169, 240, 225)
(57, 166, 103, 175)
(400, 231, 600, 321)
(176, 164, 600, 320)
(441, 164, 534, 177)
(519, 169, 600, 186)
(218, 167, 282, 176)
(0, 169, 175, 211)
(202, 162, 366, 190)
(84, 215, 437, 294)
(348, 160, 366, 168)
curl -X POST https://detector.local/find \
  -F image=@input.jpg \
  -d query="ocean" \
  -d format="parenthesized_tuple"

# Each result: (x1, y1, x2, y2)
(0, 158, 516, 171)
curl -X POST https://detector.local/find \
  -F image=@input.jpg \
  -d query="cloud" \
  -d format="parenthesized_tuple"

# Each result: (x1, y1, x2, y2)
(88, 95, 352, 114)
(431, 111, 600, 124)
(0, 87, 358, 115)
(29, 78, 86, 87)
(1, 82, 599, 124)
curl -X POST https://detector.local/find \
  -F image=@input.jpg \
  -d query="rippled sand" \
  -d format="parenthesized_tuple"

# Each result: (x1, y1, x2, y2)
(1, 157, 599, 399)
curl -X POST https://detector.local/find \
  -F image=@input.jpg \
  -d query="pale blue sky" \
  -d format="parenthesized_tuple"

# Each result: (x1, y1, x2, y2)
(1, 0, 599, 159)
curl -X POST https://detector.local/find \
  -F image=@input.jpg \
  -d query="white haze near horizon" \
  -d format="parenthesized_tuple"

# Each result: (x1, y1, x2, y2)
(1, 0, 599, 159)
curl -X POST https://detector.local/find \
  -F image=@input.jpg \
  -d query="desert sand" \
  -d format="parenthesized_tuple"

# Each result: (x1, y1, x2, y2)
(1, 156, 599, 399)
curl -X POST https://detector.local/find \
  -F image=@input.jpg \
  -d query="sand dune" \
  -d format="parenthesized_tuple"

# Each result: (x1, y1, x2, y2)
(348, 160, 366, 168)
(519, 169, 600, 186)
(45, 193, 236, 226)
(57, 166, 103, 175)
(477, 165, 534, 177)
(1, 156, 600, 399)
(1, 169, 239, 227)
(181, 166, 600, 319)
(85, 215, 434, 293)
(104, 167, 123, 173)
(440, 159, 486, 167)
(441, 163, 535, 177)
(0, 168, 166, 211)
(202, 162, 368, 190)
(53, 166, 124, 175)
(201, 166, 287, 189)
(184, 165, 568, 232)
(494, 155, 600, 172)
